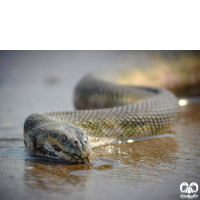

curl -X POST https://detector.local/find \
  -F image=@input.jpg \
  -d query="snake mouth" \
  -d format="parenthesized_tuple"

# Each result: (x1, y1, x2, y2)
(58, 150, 94, 164)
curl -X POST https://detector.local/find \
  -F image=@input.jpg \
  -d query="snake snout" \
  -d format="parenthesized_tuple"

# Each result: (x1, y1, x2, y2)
(69, 135, 92, 160)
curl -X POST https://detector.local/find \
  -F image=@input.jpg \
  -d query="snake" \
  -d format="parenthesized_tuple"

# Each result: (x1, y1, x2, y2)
(24, 66, 181, 164)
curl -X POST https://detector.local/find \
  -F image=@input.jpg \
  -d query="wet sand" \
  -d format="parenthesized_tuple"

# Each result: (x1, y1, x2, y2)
(0, 51, 199, 200)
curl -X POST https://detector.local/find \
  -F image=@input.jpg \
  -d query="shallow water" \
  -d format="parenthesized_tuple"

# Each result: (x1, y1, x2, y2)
(0, 51, 200, 200)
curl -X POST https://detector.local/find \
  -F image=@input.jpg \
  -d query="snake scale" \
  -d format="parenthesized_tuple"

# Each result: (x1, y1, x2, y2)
(24, 73, 179, 164)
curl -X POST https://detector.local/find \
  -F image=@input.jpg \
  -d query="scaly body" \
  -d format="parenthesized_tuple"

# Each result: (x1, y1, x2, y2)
(24, 75, 179, 163)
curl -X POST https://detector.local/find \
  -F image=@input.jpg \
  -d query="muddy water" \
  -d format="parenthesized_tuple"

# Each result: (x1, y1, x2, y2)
(0, 51, 200, 200)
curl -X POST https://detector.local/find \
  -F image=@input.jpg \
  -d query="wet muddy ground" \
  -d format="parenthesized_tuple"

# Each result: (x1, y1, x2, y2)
(0, 51, 199, 200)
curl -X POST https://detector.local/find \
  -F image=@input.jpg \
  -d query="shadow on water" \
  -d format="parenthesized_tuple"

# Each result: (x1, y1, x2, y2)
(24, 159, 92, 191)
(23, 157, 119, 192)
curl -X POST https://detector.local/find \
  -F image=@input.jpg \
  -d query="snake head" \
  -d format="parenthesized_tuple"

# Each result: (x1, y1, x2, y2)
(47, 125, 93, 163)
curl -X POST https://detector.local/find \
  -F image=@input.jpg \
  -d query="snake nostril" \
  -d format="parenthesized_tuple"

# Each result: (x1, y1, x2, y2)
(84, 140, 87, 144)
(74, 141, 78, 145)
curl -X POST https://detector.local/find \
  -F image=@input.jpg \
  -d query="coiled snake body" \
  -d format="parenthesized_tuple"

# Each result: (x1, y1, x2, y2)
(24, 74, 179, 163)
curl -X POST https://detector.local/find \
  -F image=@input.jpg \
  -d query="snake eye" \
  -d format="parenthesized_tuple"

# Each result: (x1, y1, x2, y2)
(52, 132, 59, 139)
(61, 135, 67, 142)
